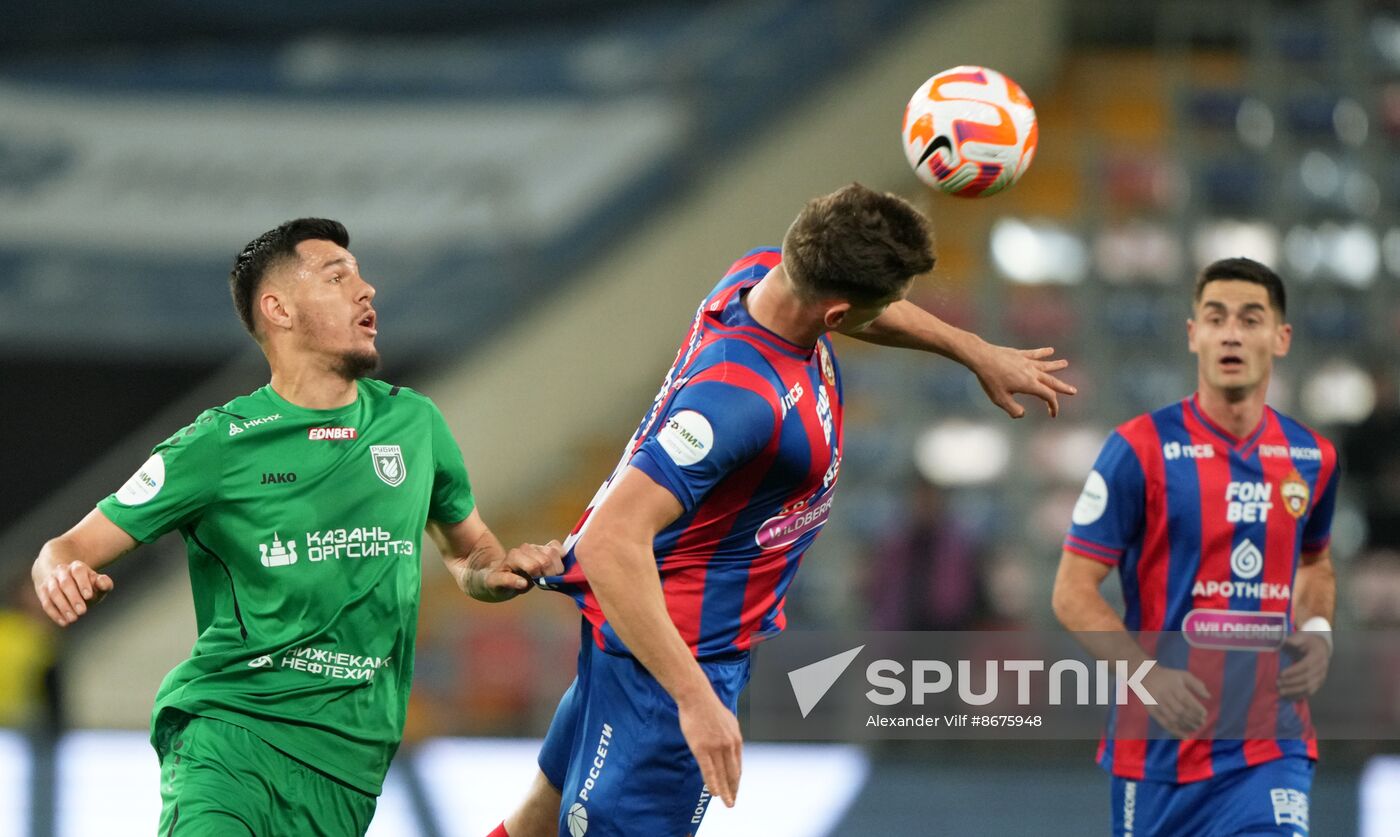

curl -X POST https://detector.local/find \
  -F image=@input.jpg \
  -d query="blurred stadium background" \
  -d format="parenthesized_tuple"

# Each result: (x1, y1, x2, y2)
(2, 0, 1399, 833)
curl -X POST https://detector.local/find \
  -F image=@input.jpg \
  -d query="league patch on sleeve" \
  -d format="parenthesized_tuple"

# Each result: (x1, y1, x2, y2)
(114, 454, 166, 506)
(658, 410, 713, 466)
(1071, 469, 1109, 525)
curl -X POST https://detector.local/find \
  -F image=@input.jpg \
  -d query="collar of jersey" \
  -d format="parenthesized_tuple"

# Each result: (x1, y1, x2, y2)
(260, 380, 364, 418)
(705, 282, 815, 361)
(1185, 393, 1270, 455)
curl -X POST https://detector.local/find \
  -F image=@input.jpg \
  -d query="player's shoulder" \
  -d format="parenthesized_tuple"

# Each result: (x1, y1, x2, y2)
(359, 378, 441, 413)
(1269, 407, 1337, 456)
(1112, 400, 1190, 442)
(360, 377, 418, 400)
(687, 336, 784, 397)
(153, 392, 257, 452)
(1096, 403, 1186, 469)
(1111, 411, 1159, 446)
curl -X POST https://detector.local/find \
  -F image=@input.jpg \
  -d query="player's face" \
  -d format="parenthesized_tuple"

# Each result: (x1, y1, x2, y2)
(284, 239, 380, 376)
(1187, 279, 1291, 398)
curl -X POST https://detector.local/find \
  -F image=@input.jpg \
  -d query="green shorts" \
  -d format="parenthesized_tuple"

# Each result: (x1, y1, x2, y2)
(154, 712, 377, 836)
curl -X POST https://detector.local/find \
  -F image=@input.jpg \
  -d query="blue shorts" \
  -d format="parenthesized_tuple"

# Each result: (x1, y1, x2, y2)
(539, 620, 751, 837)
(1111, 756, 1314, 836)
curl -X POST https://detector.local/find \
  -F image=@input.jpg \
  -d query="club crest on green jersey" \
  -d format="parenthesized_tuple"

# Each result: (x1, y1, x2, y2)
(370, 444, 406, 487)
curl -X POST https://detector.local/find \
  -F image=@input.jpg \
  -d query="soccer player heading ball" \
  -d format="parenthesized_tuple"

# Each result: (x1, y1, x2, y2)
(1054, 257, 1338, 835)
(495, 183, 1077, 837)
(30, 219, 564, 835)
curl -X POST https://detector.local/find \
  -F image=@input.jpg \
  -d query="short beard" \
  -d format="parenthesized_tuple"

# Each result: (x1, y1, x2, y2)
(334, 349, 380, 380)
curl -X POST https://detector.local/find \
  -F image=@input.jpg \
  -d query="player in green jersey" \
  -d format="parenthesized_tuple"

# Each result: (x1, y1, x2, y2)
(30, 218, 560, 835)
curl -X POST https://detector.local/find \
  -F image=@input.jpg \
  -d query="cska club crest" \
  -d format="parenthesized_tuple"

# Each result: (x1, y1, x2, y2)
(370, 444, 406, 487)
(1280, 469, 1310, 519)
(817, 340, 836, 387)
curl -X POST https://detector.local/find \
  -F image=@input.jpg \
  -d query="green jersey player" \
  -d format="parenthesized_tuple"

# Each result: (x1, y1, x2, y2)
(30, 219, 562, 835)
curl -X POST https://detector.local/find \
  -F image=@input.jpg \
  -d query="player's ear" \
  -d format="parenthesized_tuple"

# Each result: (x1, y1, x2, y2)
(1273, 321, 1292, 357)
(259, 289, 293, 334)
(1186, 317, 1198, 354)
(823, 302, 853, 330)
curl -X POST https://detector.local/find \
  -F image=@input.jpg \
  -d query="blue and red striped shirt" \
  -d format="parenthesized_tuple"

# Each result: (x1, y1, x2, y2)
(1066, 395, 1339, 783)
(543, 248, 843, 659)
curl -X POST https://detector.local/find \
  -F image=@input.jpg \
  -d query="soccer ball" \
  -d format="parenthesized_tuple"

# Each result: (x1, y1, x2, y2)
(902, 65, 1038, 198)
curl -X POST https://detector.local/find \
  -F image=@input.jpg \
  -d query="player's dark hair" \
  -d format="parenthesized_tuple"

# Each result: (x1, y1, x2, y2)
(229, 218, 350, 337)
(1195, 257, 1286, 319)
(782, 183, 936, 305)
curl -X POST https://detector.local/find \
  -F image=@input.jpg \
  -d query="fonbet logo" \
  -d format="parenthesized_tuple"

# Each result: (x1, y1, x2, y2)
(309, 427, 358, 441)
(787, 646, 1158, 717)
(115, 454, 165, 506)
(1226, 481, 1273, 523)
(370, 444, 406, 487)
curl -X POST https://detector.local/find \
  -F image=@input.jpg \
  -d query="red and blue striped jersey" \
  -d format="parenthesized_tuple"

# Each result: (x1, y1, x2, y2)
(541, 248, 844, 659)
(1065, 395, 1340, 783)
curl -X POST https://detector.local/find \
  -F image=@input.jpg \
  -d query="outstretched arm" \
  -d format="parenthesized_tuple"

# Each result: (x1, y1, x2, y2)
(32, 508, 134, 626)
(427, 509, 563, 603)
(853, 299, 1076, 417)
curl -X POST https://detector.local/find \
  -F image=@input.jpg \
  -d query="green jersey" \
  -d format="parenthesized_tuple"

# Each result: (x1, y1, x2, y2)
(98, 379, 474, 795)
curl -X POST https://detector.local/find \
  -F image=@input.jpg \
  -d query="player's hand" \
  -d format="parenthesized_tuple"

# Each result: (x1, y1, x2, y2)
(1141, 666, 1210, 738)
(474, 540, 565, 601)
(970, 344, 1076, 418)
(32, 559, 113, 627)
(678, 690, 743, 809)
(1277, 632, 1330, 701)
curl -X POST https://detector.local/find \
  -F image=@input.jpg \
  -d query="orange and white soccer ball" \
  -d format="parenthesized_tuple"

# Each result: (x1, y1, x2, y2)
(902, 65, 1038, 198)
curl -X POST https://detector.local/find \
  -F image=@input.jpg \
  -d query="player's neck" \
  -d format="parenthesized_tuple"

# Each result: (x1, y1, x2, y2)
(268, 360, 360, 410)
(744, 267, 823, 348)
(1194, 382, 1268, 441)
